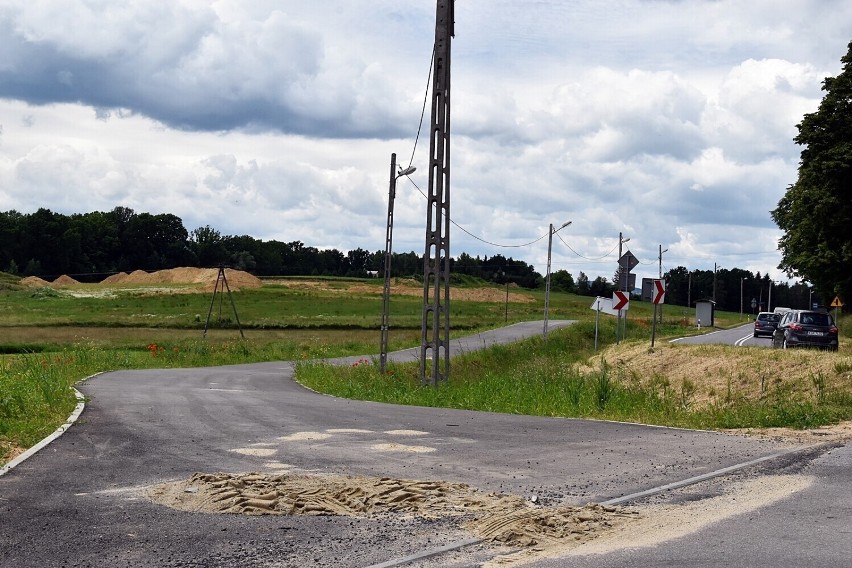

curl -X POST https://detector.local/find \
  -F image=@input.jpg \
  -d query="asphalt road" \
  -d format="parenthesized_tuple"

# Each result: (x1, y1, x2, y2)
(671, 322, 770, 347)
(531, 442, 852, 568)
(0, 321, 841, 567)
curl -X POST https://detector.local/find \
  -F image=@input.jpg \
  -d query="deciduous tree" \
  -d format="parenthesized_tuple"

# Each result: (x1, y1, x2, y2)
(772, 41, 852, 303)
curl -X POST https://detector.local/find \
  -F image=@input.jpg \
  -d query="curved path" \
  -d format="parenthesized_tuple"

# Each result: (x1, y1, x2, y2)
(0, 321, 811, 567)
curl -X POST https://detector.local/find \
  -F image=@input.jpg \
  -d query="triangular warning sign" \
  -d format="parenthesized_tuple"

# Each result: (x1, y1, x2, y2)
(831, 296, 844, 308)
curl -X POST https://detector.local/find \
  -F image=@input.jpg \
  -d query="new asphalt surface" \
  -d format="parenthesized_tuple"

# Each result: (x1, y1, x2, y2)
(0, 321, 838, 567)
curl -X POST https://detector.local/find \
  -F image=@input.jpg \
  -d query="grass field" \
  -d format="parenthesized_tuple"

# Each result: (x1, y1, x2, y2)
(2, 272, 850, 466)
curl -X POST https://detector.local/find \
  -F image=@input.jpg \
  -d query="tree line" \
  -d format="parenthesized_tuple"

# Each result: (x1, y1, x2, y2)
(1, 207, 821, 314)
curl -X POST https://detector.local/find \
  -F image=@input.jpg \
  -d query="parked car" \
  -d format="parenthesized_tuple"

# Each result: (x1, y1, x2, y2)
(753, 311, 781, 338)
(772, 309, 839, 351)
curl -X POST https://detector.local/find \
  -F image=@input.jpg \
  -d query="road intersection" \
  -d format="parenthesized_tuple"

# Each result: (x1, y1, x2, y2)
(1, 321, 847, 567)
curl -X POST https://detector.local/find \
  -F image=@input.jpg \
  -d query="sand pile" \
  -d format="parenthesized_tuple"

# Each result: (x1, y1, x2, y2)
(100, 267, 263, 291)
(100, 272, 129, 284)
(20, 276, 49, 287)
(51, 275, 80, 286)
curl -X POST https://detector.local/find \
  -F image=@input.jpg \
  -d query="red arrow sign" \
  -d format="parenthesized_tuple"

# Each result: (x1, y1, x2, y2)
(653, 279, 666, 304)
(612, 290, 629, 311)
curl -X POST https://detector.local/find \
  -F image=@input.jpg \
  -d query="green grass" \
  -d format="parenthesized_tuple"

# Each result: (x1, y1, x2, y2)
(0, 282, 520, 330)
(2, 272, 851, 466)
(0, 333, 400, 462)
(296, 320, 852, 431)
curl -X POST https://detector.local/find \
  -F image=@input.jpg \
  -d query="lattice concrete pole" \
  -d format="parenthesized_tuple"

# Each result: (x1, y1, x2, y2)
(380, 153, 397, 375)
(420, 0, 454, 386)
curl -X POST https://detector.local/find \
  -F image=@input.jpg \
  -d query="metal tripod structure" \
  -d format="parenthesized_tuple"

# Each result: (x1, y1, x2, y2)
(420, 0, 454, 386)
(203, 265, 245, 340)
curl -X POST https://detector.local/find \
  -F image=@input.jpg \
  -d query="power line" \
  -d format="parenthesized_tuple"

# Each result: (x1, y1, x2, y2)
(554, 231, 618, 260)
(406, 47, 435, 172)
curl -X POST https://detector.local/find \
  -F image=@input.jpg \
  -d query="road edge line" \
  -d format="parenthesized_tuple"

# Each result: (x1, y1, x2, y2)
(598, 444, 824, 506)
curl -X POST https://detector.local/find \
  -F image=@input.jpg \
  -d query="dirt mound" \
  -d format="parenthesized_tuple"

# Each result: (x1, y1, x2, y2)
(51, 274, 79, 286)
(98, 267, 263, 291)
(20, 276, 49, 287)
(100, 272, 129, 284)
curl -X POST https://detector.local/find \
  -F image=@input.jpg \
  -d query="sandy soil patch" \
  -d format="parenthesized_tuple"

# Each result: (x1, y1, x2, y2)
(147, 471, 637, 554)
(268, 277, 535, 303)
(149, 470, 811, 565)
(534, 474, 813, 564)
(726, 420, 852, 445)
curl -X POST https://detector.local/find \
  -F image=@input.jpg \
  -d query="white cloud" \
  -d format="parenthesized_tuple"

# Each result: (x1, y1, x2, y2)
(1, 0, 850, 283)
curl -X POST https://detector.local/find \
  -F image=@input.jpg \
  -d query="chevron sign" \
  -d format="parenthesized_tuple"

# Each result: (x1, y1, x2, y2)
(612, 290, 629, 311)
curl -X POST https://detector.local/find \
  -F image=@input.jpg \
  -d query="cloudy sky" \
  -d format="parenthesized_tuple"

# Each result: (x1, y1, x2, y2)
(1, 1, 850, 283)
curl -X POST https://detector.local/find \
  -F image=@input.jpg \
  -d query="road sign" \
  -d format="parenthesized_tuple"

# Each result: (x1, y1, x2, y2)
(618, 272, 636, 292)
(590, 296, 619, 316)
(831, 296, 844, 308)
(652, 279, 665, 304)
(613, 290, 629, 311)
(618, 250, 639, 272)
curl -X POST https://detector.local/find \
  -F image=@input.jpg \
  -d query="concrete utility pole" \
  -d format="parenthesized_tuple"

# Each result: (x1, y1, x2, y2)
(380, 153, 415, 375)
(543, 221, 571, 339)
(420, 0, 454, 386)
(658, 244, 667, 324)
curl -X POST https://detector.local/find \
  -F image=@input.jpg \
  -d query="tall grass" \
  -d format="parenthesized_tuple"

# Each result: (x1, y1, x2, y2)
(0, 335, 388, 464)
(296, 322, 852, 431)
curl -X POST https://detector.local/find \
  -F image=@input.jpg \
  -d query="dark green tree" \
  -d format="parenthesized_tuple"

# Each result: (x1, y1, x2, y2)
(772, 41, 852, 304)
(549, 269, 575, 293)
(191, 225, 228, 266)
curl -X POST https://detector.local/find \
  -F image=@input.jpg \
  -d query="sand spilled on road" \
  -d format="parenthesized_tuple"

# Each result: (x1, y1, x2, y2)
(490, 473, 814, 566)
(148, 471, 637, 549)
(148, 471, 813, 566)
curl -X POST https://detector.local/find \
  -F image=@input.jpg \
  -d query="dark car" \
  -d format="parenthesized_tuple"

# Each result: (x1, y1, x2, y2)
(772, 309, 839, 351)
(753, 311, 781, 338)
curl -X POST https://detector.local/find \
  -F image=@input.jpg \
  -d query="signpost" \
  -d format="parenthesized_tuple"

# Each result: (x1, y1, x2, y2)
(613, 291, 629, 343)
(615, 251, 637, 342)
(831, 296, 844, 330)
(651, 279, 665, 347)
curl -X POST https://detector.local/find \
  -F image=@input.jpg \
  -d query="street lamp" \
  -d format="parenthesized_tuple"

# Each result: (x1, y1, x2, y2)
(740, 277, 748, 318)
(380, 153, 416, 375)
(544, 221, 571, 338)
(767, 279, 773, 313)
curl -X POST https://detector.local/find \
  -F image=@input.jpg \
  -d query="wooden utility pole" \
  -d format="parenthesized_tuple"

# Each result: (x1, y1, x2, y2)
(420, 0, 454, 386)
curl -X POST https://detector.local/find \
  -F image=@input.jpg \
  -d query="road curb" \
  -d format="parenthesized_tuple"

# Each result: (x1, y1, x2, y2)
(0, 386, 87, 478)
